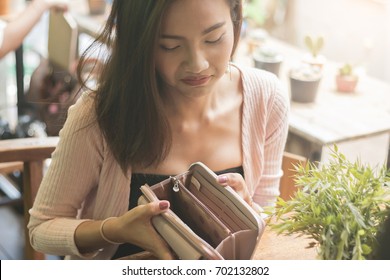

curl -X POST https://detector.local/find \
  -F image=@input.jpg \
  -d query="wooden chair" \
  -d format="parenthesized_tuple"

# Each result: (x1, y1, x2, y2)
(279, 151, 307, 201)
(0, 162, 23, 206)
(0, 137, 59, 259)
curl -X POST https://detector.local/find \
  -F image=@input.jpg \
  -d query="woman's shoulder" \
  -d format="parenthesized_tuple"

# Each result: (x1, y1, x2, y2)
(236, 64, 280, 89)
(65, 90, 98, 127)
(70, 90, 95, 111)
(236, 64, 288, 105)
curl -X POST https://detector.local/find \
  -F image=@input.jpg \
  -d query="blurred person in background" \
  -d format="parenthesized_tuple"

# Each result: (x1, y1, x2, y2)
(0, 0, 68, 59)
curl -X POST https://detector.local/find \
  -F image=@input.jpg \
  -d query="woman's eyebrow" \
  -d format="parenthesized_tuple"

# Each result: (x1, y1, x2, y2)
(161, 21, 226, 40)
(202, 21, 226, 35)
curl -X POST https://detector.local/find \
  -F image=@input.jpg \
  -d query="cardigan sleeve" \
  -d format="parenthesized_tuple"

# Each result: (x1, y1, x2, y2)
(27, 93, 105, 258)
(240, 66, 290, 207)
(252, 79, 289, 206)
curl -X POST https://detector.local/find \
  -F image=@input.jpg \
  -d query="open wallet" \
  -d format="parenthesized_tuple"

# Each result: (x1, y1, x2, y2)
(137, 162, 265, 260)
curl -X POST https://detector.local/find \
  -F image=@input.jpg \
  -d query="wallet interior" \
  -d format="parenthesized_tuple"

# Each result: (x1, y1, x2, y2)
(149, 172, 252, 249)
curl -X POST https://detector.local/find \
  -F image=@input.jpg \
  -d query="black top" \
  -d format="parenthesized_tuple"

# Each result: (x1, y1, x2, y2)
(111, 166, 244, 259)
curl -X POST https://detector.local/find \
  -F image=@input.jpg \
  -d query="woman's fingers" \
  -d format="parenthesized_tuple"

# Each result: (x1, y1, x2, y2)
(132, 201, 175, 259)
(141, 200, 170, 217)
(217, 173, 252, 205)
(142, 201, 175, 259)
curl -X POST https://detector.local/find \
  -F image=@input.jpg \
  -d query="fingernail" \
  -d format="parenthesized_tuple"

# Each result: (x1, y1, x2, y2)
(217, 175, 228, 184)
(159, 201, 169, 210)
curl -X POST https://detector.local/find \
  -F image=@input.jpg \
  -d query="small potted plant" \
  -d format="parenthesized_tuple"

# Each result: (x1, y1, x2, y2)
(244, 0, 267, 28)
(302, 35, 326, 68)
(267, 146, 390, 260)
(253, 45, 283, 77)
(246, 28, 269, 55)
(289, 63, 322, 103)
(336, 63, 359, 93)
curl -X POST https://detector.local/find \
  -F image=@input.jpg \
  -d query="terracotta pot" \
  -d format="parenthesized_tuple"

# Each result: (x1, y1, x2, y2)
(336, 75, 358, 93)
(88, 0, 106, 15)
(0, 0, 10, 16)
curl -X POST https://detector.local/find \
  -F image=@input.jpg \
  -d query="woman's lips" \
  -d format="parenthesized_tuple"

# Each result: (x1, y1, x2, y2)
(181, 76, 211, 86)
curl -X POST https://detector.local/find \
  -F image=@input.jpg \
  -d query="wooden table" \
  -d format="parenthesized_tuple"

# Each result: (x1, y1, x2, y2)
(0, 137, 59, 259)
(254, 226, 317, 260)
(120, 226, 318, 260)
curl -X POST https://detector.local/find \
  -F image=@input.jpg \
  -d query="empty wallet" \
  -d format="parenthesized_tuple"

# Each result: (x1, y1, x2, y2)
(137, 162, 265, 260)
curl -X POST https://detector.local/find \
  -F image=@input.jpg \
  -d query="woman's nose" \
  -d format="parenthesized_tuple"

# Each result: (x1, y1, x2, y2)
(185, 49, 209, 73)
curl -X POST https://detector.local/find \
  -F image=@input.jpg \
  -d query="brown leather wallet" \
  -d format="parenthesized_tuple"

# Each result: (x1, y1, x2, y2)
(138, 162, 265, 260)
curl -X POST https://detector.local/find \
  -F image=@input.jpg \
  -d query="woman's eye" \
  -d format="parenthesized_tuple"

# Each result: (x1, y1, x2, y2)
(160, 45, 180, 51)
(206, 34, 224, 44)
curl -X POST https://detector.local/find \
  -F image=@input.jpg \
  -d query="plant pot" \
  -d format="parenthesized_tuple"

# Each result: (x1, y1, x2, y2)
(0, 0, 10, 16)
(336, 75, 358, 93)
(289, 76, 321, 103)
(253, 55, 283, 77)
(246, 29, 268, 55)
(88, 0, 107, 15)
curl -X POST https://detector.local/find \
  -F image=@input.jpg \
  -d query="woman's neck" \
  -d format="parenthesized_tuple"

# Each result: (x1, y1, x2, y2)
(162, 67, 241, 123)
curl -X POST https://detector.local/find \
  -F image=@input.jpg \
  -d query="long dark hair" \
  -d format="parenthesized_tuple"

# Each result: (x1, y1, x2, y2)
(77, 0, 243, 174)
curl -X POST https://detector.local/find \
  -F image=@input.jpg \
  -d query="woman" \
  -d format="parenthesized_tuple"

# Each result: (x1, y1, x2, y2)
(28, 0, 289, 260)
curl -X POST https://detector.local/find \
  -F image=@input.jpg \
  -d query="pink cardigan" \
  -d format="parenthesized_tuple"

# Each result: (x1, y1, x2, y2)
(28, 65, 289, 259)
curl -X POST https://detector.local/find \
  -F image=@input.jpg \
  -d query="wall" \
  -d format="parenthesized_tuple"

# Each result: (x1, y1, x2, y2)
(273, 0, 390, 82)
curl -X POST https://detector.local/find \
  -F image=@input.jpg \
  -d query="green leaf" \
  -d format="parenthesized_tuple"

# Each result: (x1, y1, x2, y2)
(361, 244, 372, 255)
(346, 202, 367, 229)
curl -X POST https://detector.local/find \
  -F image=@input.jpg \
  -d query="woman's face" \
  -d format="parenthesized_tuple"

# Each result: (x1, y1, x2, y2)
(155, 0, 235, 97)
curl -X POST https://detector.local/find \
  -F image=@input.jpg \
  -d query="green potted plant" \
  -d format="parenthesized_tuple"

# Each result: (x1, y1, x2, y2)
(244, 0, 267, 28)
(287, 35, 325, 103)
(243, 0, 269, 53)
(336, 63, 359, 93)
(267, 146, 390, 260)
(302, 35, 326, 68)
(253, 45, 283, 77)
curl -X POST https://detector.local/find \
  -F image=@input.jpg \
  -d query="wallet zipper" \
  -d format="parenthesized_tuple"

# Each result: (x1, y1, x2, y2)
(171, 176, 180, 192)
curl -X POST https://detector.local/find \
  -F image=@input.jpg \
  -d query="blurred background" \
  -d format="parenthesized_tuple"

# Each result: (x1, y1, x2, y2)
(245, 0, 390, 82)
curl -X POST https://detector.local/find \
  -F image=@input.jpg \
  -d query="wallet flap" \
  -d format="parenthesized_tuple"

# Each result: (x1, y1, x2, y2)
(139, 183, 223, 260)
(138, 195, 206, 259)
(189, 162, 263, 230)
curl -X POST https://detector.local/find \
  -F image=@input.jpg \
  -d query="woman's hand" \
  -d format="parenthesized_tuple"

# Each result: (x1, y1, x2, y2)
(35, 0, 69, 12)
(217, 173, 252, 205)
(103, 201, 175, 260)
(217, 173, 264, 216)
